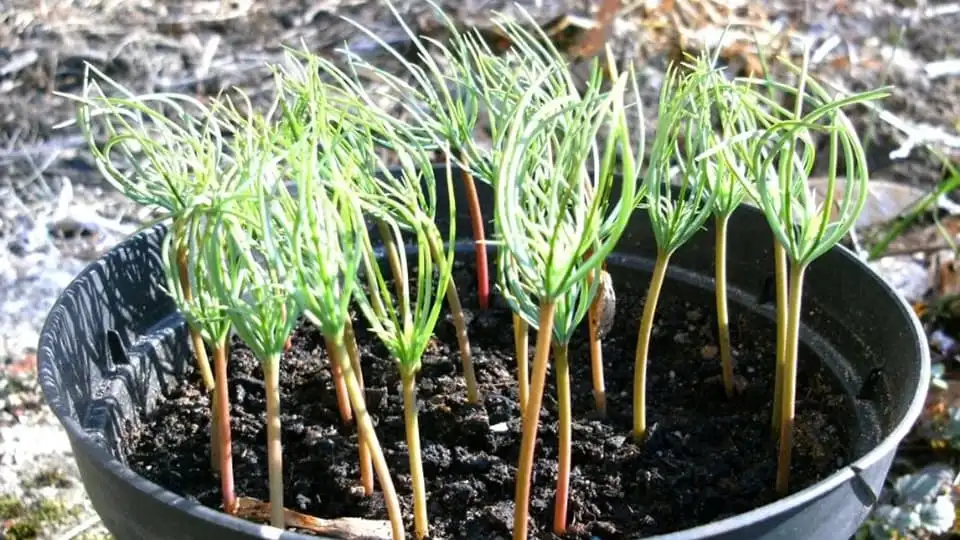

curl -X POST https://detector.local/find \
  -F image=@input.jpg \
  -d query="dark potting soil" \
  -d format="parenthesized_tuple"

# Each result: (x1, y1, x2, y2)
(123, 258, 853, 539)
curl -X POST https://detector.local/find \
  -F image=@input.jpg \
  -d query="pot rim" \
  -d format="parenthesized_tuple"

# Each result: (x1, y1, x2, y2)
(38, 212, 931, 540)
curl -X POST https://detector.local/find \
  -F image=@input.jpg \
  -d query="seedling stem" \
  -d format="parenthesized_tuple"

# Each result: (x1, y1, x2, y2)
(714, 215, 735, 398)
(776, 262, 805, 495)
(633, 251, 670, 439)
(552, 342, 572, 534)
(402, 373, 428, 538)
(771, 241, 789, 436)
(513, 313, 529, 410)
(513, 302, 557, 540)
(331, 338, 404, 539)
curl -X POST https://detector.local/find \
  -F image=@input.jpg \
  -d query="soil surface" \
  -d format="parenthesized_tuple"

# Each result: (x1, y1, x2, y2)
(124, 259, 851, 539)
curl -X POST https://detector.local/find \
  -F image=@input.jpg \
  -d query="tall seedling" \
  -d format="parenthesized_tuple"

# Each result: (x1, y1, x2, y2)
(737, 49, 888, 494)
(306, 50, 480, 406)
(69, 65, 231, 469)
(161, 205, 242, 514)
(693, 56, 763, 398)
(458, 12, 629, 415)
(266, 75, 397, 507)
(274, 139, 404, 537)
(351, 150, 459, 540)
(337, 0, 491, 314)
(495, 65, 639, 540)
(632, 59, 719, 441)
(203, 114, 302, 528)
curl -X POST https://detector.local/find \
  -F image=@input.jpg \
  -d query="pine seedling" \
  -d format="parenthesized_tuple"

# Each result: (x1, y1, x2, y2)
(334, 0, 492, 311)
(689, 53, 763, 399)
(495, 64, 639, 539)
(69, 65, 224, 428)
(159, 187, 252, 515)
(265, 72, 400, 508)
(632, 59, 720, 442)
(263, 62, 367, 429)
(315, 69, 482, 406)
(350, 148, 458, 540)
(461, 15, 639, 415)
(278, 163, 403, 537)
(66, 66, 253, 473)
(736, 47, 889, 495)
(201, 109, 302, 529)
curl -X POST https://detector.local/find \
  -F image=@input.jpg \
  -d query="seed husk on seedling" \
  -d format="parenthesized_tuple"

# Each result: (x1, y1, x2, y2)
(494, 60, 639, 539)
(67, 65, 231, 469)
(632, 56, 719, 442)
(735, 46, 889, 495)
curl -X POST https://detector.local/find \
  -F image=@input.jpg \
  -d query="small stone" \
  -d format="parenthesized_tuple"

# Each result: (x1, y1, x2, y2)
(605, 435, 627, 449)
(489, 422, 509, 433)
(701, 345, 719, 360)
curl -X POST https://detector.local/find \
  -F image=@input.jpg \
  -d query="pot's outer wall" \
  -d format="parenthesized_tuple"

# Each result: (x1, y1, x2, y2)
(38, 165, 929, 540)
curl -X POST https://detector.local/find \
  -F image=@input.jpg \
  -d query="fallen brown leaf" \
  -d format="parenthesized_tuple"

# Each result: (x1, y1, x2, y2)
(235, 497, 391, 539)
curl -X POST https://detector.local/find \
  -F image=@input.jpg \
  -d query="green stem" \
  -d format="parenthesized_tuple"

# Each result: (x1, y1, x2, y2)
(344, 319, 373, 496)
(263, 354, 284, 529)
(633, 251, 671, 441)
(513, 313, 529, 411)
(428, 237, 480, 403)
(402, 374, 428, 539)
(334, 339, 404, 540)
(513, 302, 557, 540)
(552, 343, 571, 535)
(776, 262, 806, 496)
(772, 241, 789, 437)
(376, 219, 408, 322)
(715, 215, 735, 398)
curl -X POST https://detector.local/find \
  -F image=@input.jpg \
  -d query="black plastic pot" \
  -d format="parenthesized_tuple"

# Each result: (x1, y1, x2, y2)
(38, 164, 929, 540)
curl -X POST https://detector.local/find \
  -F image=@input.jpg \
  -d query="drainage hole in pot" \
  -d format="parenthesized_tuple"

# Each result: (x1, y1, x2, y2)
(121, 255, 871, 539)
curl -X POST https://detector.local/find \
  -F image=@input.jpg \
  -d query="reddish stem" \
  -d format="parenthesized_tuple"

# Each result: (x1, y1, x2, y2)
(213, 343, 237, 514)
(461, 163, 489, 309)
(326, 340, 354, 424)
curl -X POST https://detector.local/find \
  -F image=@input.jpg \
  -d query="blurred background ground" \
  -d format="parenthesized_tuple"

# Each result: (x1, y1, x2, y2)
(2, 0, 960, 538)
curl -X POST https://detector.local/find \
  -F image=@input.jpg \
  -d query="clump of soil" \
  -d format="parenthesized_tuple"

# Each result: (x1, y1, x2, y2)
(124, 259, 851, 539)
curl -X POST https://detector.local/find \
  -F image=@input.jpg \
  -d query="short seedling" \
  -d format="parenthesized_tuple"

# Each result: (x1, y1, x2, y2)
(161, 209, 238, 514)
